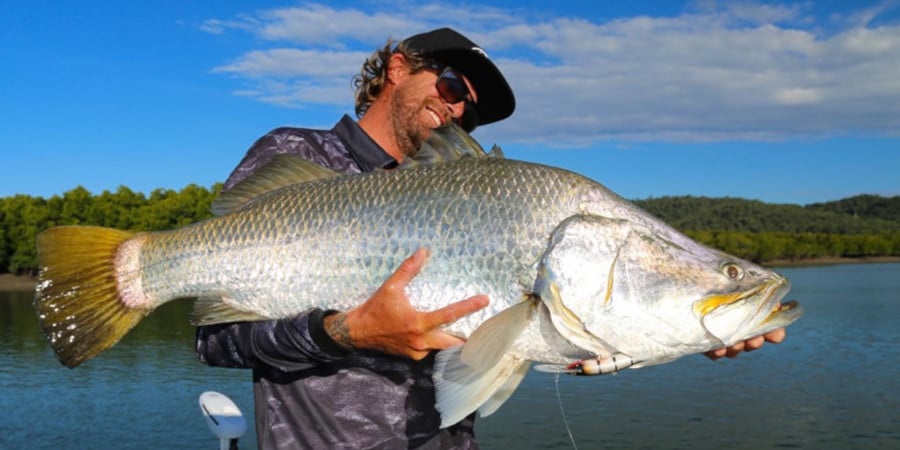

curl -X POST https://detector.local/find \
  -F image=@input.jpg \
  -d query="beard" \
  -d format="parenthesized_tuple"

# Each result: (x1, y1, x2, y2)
(389, 84, 446, 157)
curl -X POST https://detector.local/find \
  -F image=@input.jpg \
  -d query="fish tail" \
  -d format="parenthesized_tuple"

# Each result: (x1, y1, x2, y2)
(34, 225, 152, 368)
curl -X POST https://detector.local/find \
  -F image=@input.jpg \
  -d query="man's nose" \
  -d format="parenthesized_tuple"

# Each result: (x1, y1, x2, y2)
(447, 100, 466, 119)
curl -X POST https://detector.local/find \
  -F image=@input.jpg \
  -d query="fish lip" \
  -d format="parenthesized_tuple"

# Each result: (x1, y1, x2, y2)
(759, 275, 791, 313)
(765, 299, 799, 321)
(697, 274, 800, 344)
(761, 297, 803, 328)
(694, 275, 790, 318)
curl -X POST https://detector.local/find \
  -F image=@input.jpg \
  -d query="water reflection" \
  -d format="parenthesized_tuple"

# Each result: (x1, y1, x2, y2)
(0, 296, 257, 449)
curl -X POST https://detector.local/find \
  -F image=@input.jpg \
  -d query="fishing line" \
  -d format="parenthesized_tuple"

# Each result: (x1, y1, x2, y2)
(555, 373, 578, 449)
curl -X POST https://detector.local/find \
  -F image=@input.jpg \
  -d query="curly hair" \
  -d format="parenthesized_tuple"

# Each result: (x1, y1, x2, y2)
(353, 39, 428, 118)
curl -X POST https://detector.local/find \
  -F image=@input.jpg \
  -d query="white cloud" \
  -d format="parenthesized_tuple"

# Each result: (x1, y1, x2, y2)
(213, 49, 370, 78)
(774, 87, 823, 105)
(252, 5, 411, 45)
(202, 2, 900, 145)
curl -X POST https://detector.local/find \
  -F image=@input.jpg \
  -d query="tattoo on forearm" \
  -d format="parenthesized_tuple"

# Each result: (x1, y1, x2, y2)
(326, 312, 354, 351)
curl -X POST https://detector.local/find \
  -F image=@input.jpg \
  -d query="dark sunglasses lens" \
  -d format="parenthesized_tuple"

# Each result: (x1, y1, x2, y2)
(436, 70, 469, 104)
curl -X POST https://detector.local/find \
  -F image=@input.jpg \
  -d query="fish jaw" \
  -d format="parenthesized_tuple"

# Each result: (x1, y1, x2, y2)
(697, 274, 801, 347)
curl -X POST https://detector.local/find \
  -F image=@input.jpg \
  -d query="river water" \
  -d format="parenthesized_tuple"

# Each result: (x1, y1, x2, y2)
(1, 263, 898, 449)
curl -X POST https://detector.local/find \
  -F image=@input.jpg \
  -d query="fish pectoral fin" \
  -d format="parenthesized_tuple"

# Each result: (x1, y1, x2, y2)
(434, 347, 530, 428)
(477, 359, 530, 418)
(460, 298, 538, 372)
(433, 299, 537, 427)
(190, 296, 272, 325)
(211, 154, 339, 215)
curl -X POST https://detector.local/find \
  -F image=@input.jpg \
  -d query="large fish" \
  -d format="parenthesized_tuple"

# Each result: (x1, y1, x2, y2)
(33, 125, 802, 427)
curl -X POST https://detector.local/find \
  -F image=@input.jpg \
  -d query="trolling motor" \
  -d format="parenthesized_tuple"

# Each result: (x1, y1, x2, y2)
(199, 391, 247, 450)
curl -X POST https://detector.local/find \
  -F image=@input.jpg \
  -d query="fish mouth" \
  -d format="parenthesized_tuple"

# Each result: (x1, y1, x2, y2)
(696, 275, 803, 346)
(765, 298, 799, 321)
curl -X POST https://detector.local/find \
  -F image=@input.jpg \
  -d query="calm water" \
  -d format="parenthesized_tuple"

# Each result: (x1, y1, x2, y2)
(1, 263, 898, 449)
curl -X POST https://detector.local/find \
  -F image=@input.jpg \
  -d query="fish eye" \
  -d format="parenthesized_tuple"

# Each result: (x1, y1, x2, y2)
(723, 263, 744, 280)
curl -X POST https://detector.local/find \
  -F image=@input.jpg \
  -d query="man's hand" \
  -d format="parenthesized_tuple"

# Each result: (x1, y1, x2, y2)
(704, 328, 786, 360)
(324, 248, 489, 360)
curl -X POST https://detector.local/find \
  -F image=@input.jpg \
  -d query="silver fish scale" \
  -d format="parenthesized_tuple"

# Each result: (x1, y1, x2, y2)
(135, 157, 600, 336)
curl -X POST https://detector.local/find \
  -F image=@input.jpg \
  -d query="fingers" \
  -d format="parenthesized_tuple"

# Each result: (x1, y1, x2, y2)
(723, 340, 746, 358)
(388, 248, 490, 330)
(705, 347, 728, 360)
(357, 249, 494, 358)
(704, 344, 743, 361)
(403, 329, 467, 361)
(386, 248, 429, 290)
(349, 248, 490, 358)
(741, 335, 766, 352)
(764, 327, 786, 343)
(428, 331, 467, 350)
(415, 295, 488, 354)
(422, 295, 490, 330)
(704, 328, 788, 361)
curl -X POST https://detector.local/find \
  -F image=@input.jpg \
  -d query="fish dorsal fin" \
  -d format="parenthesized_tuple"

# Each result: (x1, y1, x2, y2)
(212, 155, 339, 215)
(401, 123, 503, 169)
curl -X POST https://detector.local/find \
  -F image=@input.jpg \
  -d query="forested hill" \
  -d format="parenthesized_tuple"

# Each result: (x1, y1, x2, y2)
(634, 194, 900, 234)
(0, 188, 898, 274)
(805, 194, 900, 223)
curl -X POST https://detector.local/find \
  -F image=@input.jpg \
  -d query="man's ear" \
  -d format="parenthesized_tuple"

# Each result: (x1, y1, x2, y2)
(387, 53, 411, 85)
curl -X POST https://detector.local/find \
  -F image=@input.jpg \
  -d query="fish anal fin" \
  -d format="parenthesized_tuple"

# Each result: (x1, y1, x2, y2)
(460, 298, 538, 372)
(211, 155, 339, 215)
(434, 347, 530, 428)
(190, 296, 272, 325)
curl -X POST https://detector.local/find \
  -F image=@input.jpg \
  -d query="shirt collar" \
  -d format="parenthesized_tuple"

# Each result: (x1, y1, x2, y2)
(332, 115, 398, 171)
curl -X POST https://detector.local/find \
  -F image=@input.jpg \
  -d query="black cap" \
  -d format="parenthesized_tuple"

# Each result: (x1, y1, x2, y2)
(401, 28, 515, 126)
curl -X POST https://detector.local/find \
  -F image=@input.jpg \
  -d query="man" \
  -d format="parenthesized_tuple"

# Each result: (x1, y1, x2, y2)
(197, 28, 785, 449)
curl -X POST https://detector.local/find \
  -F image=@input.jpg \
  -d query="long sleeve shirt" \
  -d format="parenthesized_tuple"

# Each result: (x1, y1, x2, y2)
(195, 115, 478, 450)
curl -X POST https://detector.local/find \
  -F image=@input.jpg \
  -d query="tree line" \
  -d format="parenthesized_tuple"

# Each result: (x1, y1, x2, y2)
(1, 187, 898, 275)
(633, 195, 900, 262)
(1, 185, 220, 274)
(635, 195, 900, 234)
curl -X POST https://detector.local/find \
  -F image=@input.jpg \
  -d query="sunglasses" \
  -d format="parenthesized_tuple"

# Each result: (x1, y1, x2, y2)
(423, 62, 479, 131)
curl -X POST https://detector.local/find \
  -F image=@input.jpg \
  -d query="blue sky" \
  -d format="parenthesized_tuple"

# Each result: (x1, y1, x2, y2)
(2, 1, 898, 205)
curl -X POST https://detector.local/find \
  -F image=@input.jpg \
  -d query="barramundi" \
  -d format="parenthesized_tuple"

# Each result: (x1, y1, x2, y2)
(33, 124, 802, 427)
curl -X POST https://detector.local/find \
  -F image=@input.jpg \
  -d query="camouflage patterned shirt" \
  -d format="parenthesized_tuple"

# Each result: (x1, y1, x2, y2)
(196, 115, 478, 450)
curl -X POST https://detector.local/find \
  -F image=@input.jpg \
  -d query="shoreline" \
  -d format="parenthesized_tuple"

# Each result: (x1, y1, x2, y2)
(0, 273, 39, 292)
(3, 256, 899, 292)
(763, 255, 900, 267)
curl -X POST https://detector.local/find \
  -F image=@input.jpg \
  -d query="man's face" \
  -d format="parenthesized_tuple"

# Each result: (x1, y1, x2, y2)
(389, 61, 477, 157)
